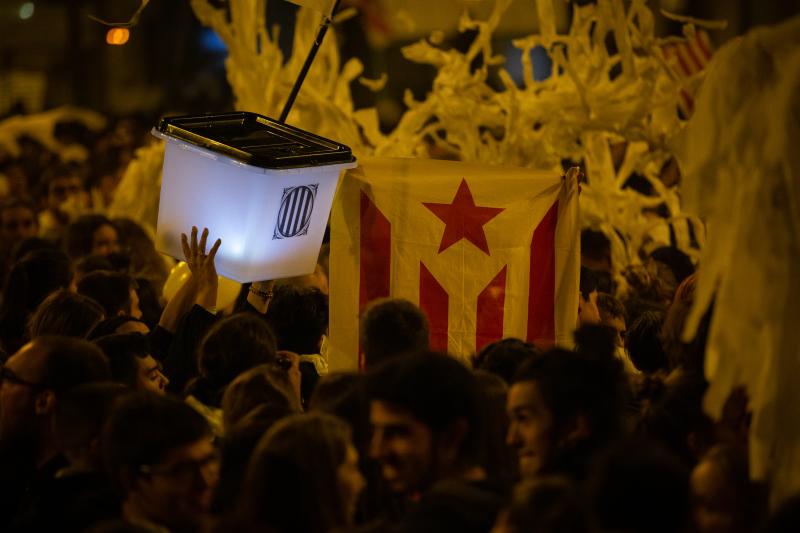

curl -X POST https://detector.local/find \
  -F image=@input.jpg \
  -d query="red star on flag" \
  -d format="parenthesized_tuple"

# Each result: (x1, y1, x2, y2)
(423, 179, 505, 255)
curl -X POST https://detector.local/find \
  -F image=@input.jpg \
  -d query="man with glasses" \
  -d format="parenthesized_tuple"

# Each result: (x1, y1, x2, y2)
(103, 392, 219, 533)
(0, 336, 110, 528)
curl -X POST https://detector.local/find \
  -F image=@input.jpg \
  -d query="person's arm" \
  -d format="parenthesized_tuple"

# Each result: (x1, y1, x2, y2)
(246, 279, 275, 314)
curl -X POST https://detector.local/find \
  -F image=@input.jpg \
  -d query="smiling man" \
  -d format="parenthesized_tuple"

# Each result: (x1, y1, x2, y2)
(506, 348, 628, 481)
(366, 351, 507, 533)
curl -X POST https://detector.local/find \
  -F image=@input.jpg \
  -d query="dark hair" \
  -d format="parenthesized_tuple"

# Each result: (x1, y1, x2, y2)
(77, 270, 135, 318)
(264, 285, 328, 355)
(0, 197, 36, 218)
(503, 477, 587, 533)
(309, 372, 370, 452)
(475, 338, 539, 384)
(66, 214, 116, 260)
(74, 254, 114, 278)
(54, 382, 128, 464)
(94, 333, 152, 388)
(28, 290, 105, 340)
(635, 372, 712, 467)
(625, 311, 668, 374)
(0, 248, 72, 352)
(597, 293, 625, 322)
(588, 439, 690, 533)
(237, 413, 353, 533)
(34, 336, 111, 394)
(360, 298, 429, 369)
(366, 351, 484, 465)
(649, 246, 694, 287)
(512, 347, 627, 473)
(474, 370, 514, 478)
(88, 316, 148, 340)
(581, 229, 611, 264)
(191, 314, 278, 407)
(102, 392, 211, 494)
(221, 364, 297, 431)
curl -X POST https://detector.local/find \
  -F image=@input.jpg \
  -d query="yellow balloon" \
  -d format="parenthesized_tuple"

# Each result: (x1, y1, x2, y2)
(162, 262, 242, 310)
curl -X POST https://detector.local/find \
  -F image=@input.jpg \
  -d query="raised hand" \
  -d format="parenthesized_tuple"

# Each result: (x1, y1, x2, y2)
(181, 226, 222, 310)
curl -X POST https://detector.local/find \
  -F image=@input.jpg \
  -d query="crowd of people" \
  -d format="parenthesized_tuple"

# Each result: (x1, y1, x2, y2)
(0, 113, 799, 533)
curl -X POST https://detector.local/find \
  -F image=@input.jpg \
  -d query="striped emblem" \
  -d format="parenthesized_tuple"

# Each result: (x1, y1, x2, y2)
(273, 184, 318, 239)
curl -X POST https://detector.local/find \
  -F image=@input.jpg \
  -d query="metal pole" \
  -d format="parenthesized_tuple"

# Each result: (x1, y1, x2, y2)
(278, 0, 342, 123)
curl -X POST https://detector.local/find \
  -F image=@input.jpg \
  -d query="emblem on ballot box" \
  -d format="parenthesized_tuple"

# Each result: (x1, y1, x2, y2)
(274, 184, 318, 239)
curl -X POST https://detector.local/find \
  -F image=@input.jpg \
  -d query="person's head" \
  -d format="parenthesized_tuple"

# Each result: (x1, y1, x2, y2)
(240, 413, 364, 532)
(27, 289, 105, 340)
(77, 270, 141, 319)
(309, 372, 370, 455)
(474, 370, 515, 477)
(264, 284, 328, 355)
(690, 445, 765, 533)
(596, 293, 626, 348)
(42, 164, 83, 211)
(475, 338, 539, 384)
(102, 392, 218, 531)
(588, 439, 690, 533)
(0, 337, 110, 453)
(66, 214, 120, 260)
(54, 382, 128, 470)
(88, 315, 150, 339)
(1, 248, 72, 316)
(1, 198, 38, 250)
(493, 477, 587, 533)
(360, 298, 429, 369)
(506, 348, 626, 479)
(195, 314, 277, 406)
(649, 246, 695, 298)
(366, 351, 484, 494)
(94, 333, 168, 394)
(625, 310, 668, 374)
(581, 229, 612, 272)
(221, 364, 297, 431)
(635, 371, 712, 467)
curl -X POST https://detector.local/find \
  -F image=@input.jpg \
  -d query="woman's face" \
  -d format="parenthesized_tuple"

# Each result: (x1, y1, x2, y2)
(92, 223, 119, 257)
(337, 443, 366, 524)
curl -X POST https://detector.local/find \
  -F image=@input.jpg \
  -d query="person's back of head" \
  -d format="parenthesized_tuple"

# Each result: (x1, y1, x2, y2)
(366, 351, 484, 472)
(475, 338, 539, 384)
(588, 439, 690, 533)
(194, 313, 278, 407)
(221, 364, 297, 431)
(239, 412, 355, 533)
(474, 370, 515, 478)
(635, 371, 712, 467)
(28, 289, 105, 340)
(309, 372, 370, 451)
(625, 310, 668, 374)
(264, 284, 328, 355)
(77, 270, 136, 318)
(34, 335, 111, 395)
(55, 382, 128, 470)
(498, 477, 587, 533)
(360, 298, 429, 369)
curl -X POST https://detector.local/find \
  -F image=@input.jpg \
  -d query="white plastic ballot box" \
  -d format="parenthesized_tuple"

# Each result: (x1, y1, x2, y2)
(153, 112, 356, 283)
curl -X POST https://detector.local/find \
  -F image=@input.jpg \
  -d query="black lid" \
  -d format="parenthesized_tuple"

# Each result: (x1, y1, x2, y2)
(156, 111, 355, 169)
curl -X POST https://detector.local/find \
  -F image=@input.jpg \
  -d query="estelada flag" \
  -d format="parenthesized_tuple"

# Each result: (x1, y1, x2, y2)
(328, 157, 580, 371)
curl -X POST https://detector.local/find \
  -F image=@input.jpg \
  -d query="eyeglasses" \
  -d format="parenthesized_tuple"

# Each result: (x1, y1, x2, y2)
(139, 451, 220, 483)
(0, 365, 44, 389)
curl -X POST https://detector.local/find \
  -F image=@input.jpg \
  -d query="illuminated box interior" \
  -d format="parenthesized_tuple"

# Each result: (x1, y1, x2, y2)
(153, 112, 356, 283)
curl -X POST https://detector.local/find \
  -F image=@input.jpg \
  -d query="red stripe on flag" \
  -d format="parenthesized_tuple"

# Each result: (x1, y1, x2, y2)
(420, 262, 449, 352)
(527, 201, 558, 346)
(359, 191, 391, 368)
(476, 265, 507, 352)
(696, 31, 712, 61)
(684, 42, 706, 73)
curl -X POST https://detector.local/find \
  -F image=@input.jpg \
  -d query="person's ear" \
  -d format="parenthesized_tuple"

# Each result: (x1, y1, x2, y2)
(34, 390, 56, 416)
(436, 417, 469, 465)
(564, 414, 591, 445)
